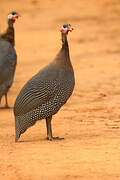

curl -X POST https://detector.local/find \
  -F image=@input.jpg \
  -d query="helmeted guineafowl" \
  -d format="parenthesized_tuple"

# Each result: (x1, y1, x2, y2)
(0, 11, 20, 108)
(14, 24, 75, 141)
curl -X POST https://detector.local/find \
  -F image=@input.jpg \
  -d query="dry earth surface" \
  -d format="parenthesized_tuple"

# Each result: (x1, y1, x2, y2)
(0, 0, 120, 179)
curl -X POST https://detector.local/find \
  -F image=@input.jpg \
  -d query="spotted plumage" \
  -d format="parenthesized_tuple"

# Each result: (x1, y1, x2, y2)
(0, 11, 19, 108)
(14, 24, 75, 141)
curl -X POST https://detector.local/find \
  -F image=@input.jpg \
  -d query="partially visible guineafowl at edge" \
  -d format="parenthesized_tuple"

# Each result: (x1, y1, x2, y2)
(0, 11, 20, 108)
(14, 24, 75, 142)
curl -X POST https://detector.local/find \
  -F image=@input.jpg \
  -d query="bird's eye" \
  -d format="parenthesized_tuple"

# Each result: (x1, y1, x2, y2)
(12, 12, 16, 15)
(62, 25, 67, 31)
(68, 24, 71, 27)
(63, 24, 67, 29)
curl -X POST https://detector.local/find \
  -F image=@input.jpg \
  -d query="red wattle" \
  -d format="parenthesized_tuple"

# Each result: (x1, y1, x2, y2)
(11, 17, 17, 20)
(60, 29, 68, 34)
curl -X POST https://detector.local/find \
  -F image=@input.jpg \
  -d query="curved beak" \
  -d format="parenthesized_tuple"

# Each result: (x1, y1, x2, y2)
(16, 13, 21, 18)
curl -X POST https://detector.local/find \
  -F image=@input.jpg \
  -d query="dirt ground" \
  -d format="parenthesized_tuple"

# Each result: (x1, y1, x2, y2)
(0, 0, 120, 179)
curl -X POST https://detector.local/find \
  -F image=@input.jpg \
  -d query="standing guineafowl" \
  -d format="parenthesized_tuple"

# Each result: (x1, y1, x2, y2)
(14, 24, 75, 142)
(0, 11, 20, 108)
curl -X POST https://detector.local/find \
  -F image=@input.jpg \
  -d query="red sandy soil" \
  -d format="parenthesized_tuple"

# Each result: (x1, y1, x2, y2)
(0, 0, 120, 179)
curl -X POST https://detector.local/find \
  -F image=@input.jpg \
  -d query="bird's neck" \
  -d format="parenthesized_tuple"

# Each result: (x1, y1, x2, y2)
(61, 33, 70, 58)
(1, 20, 15, 47)
(61, 33, 69, 48)
(52, 33, 73, 71)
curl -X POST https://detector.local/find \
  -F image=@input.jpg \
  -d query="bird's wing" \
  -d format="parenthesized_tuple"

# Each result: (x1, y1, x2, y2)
(0, 39, 17, 85)
(14, 66, 61, 116)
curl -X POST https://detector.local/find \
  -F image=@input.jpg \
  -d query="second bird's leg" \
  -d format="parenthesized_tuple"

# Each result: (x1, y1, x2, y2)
(46, 116, 64, 141)
(4, 93, 9, 108)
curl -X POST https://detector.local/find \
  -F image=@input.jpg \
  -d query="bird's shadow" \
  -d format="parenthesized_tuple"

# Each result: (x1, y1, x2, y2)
(15, 138, 46, 143)
(0, 106, 13, 110)
(16, 137, 65, 143)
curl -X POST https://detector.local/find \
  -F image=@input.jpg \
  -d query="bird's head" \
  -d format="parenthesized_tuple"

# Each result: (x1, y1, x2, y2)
(8, 11, 20, 22)
(60, 24, 73, 34)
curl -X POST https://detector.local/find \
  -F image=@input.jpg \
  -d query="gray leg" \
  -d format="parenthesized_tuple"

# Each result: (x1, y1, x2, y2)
(46, 116, 64, 141)
(5, 93, 9, 108)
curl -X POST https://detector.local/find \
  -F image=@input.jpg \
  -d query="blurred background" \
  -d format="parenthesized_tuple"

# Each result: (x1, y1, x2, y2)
(1, 0, 120, 106)
(1, 0, 120, 95)
(1, 0, 120, 179)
